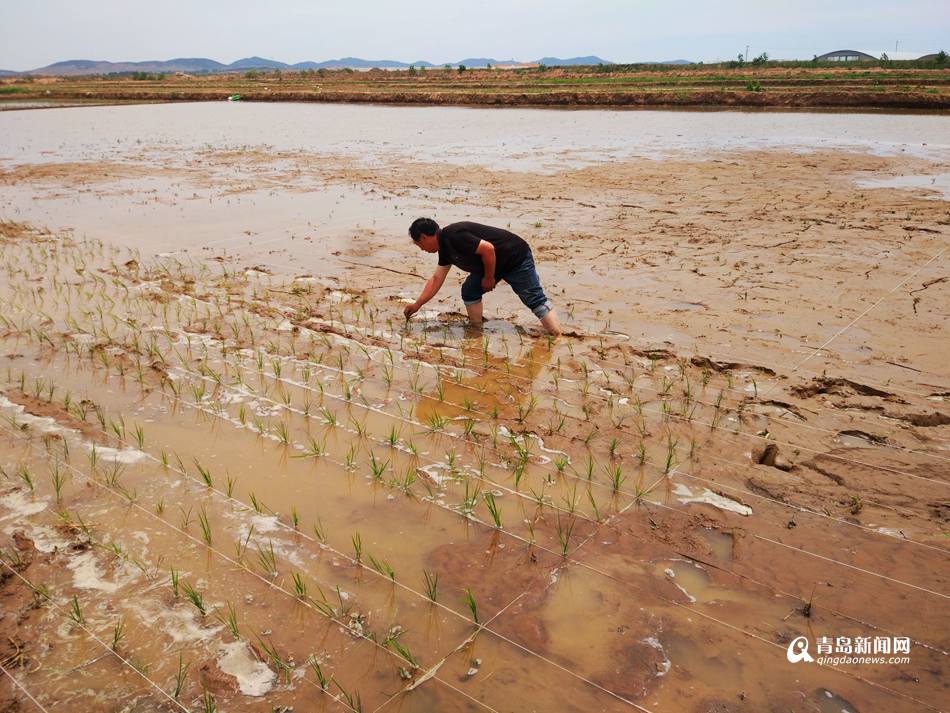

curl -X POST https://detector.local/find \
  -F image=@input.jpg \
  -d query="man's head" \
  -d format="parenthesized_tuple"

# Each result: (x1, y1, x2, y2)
(409, 217, 439, 253)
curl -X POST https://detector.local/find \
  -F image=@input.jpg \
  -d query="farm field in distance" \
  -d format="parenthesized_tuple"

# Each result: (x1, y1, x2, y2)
(0, 102, 948, 712)
(2, 63, 950, 111)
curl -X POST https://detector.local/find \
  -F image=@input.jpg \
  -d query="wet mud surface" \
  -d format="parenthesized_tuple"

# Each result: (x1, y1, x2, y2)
(0, 104, 947, 711)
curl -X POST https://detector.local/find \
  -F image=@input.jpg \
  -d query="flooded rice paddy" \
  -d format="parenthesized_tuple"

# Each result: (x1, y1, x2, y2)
(0, 103, 948, 712)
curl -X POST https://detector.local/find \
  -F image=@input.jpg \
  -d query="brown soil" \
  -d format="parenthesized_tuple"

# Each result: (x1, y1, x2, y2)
(4, 65, 950, 111)
(0, 115, 947, 711)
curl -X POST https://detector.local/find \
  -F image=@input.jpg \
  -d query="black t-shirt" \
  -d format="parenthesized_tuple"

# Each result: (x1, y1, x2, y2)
(437, 222, 530, 276)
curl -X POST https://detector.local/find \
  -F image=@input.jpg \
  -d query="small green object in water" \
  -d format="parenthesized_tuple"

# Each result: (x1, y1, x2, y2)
(227, 94, 241, 102)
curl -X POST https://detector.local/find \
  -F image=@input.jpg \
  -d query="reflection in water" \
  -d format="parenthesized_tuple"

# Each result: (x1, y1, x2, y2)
(415, 327, 555, 425)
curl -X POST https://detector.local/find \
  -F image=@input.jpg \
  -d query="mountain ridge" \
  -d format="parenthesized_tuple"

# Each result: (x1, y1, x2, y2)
(0, 54, 649, 76)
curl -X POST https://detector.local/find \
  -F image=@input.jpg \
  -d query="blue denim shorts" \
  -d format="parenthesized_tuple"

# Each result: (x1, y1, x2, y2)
(460, 250, 552, 319)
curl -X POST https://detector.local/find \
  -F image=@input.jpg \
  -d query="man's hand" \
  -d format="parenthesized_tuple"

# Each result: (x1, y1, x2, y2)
(481, 275, 496, 292)
(404, 303, 419, 319)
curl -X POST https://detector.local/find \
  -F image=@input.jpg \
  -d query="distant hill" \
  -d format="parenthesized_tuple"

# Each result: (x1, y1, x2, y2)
(12, 57, 228, 75)
(455, 58, 519, 67)
(227, 56, 289, 70)
(9, 55, 616, 76)
(303, 57, 424, 69)
(167, 58, 229, 72)
(536, 56, 610, 66)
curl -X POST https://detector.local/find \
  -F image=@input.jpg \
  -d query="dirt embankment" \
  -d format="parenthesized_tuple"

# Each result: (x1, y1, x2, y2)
(4, 65, 950, 111)
(11, 88, 949, 111)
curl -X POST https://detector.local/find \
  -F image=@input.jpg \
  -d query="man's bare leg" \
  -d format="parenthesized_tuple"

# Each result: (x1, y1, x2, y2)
(540, 308, 561, 336)
(466, 300, 483, 325)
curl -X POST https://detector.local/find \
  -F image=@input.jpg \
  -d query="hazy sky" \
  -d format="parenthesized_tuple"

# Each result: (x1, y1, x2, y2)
(2, 0, 947, 70)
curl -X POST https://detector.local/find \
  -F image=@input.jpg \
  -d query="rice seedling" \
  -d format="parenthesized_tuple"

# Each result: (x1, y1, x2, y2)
(320, 407, 337, 426)
(256, 540, 278, 577)
(292, 571, 308, 599)
(605, 463, 625, 492)
(257, 635, 293, 684)
(664, 433, 678, 474)
(426, 412, 449, 432)
(802, 585, 817, 618)
(249, 492, 264, 513)
(201, 689, 216, 713)
(462, 480, 480, 516)
(182, 582, 206, 615)
(368, 554, 396, 581)
(555, 516, 575, 556)
(173, 654, 189, 700)
(130, 422, 145, 449)
(660, 400, 672, 419)
(423, 570, 439, 602)
(25, 578, 51, 606)
(0, 547, 23, 570)
(608, 437, 620, 459)
(386, 424, 400, 447)
(632, 470, 655, 502)
(351, 532, 363, 563)
(483, 492, 502, 528)
(197, 507, 213, 546)
(312, 519, 327, 543)
(445, 450, 459, 471)
(334, 680, 361, 712)
(42, 461, 67, 506)
(389, 638, 420, 670)
(344, 444, 358, 470)
(515, 395, 538, 424)
(308, 655, 330, 690)
(401, 467, 416, 493)
(18, 465, 34, 492)
(68, 594, 85, 624)
(562, 483, 579, 514)
(103, 459, 127, 489)
(369, 452, 389, 481)
(587, 488, 601, 521)
(274, 420, 291, 446)
(193, 458, 213, 487)
(302, 585, 334, 619)
(509, 435, 530, 463)
(463, 588, 479, 624)
(110, 617, 125, 652)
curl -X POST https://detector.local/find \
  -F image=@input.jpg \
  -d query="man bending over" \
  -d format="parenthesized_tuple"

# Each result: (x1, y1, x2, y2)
(403, 218, 561, 336)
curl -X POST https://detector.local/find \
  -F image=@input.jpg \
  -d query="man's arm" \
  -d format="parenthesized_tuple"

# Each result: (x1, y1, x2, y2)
(404, 265, 451, 318)
(475, 240, 496, 291)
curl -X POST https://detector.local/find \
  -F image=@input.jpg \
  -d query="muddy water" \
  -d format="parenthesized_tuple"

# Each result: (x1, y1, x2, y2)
(1, 103, 949, 712)
(2, 103, 950, 170)
(0, 228, 946, 713)
(0, 103, 945, 303)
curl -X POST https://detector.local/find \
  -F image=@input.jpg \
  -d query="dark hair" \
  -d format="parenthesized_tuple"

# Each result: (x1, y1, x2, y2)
(409, 217, 439, 241)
